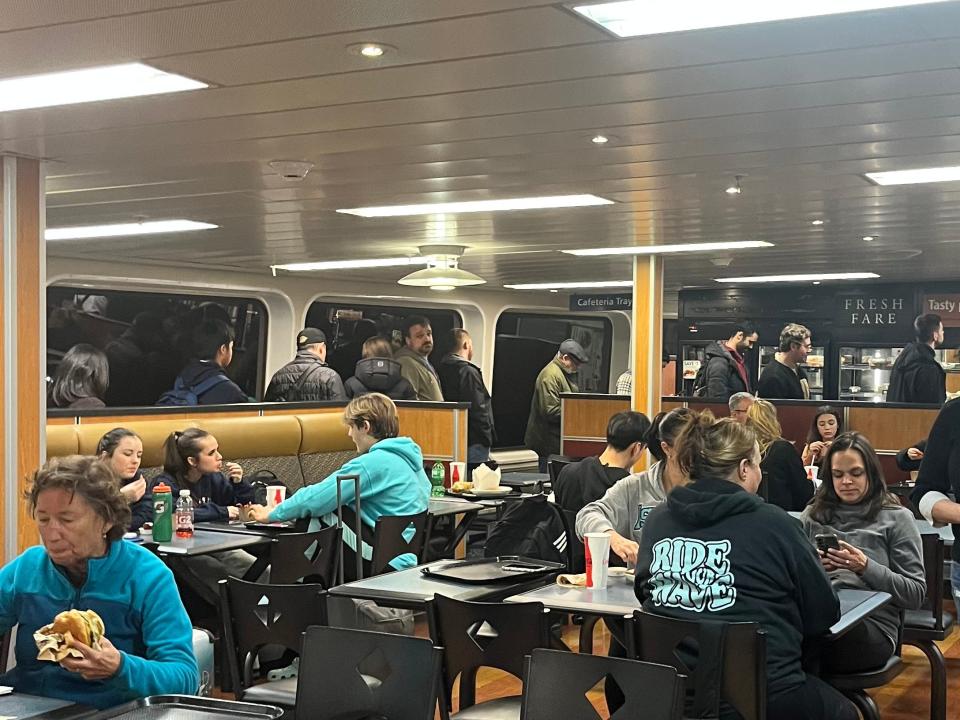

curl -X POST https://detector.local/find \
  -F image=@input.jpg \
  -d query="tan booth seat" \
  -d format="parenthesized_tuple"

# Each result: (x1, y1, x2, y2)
(75, 419, 200, 481)
(297, 412, 357, 488)
(47, 424, 80, 459)
(197, 415, 305, 490)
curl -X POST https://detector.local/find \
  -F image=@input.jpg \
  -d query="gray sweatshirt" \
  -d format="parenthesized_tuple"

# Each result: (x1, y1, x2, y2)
(575, 461, 669, 542)
(800, 502, 925, 648)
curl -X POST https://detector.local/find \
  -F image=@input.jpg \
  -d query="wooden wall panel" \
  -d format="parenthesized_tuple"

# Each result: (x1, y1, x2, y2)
(396, 407, 456, 460)
(562, 439, 606, 459)
(563, 398, 630, 438)
(847, 407, 939, 452)
(75, 410, 259, 424)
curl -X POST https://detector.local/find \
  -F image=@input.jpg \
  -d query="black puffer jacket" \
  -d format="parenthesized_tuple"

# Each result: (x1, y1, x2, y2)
(264, 349, 346, 402)
(886, 342, 946, 405)
(345, 357, 416, 400)
(437, 353, 496, 448)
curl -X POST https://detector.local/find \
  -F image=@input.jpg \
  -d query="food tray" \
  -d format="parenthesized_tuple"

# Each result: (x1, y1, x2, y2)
(243, 520, 299, 532)
(444, 488, 521, 501)
(91, 695, 283, 720)
(421, 556, 563, 584)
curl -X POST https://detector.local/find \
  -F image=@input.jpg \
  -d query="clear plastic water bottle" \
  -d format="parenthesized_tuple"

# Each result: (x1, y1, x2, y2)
(431, 462, 446, 497)
(175, 489, 195, 538)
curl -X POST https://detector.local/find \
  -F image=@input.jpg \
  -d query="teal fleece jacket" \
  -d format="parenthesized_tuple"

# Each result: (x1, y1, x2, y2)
(0, 540, 198, 708)
(269, 436, 431, 569)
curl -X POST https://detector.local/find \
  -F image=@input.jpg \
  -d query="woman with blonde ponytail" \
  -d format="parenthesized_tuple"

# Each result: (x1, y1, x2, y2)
(747, 398, 813, 511)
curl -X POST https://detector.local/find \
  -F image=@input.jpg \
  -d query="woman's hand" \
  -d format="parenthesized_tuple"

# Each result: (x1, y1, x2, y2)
(60, 636, 122, 681)
(225, 462, 243, 483)
(246, 504, 270, 523)
(907, 447, 925, 461)
(608, 531, 639, 565)
(119, 477, 146, 503)
(826, 540, 869, 575)
(809, 441, 827, 458)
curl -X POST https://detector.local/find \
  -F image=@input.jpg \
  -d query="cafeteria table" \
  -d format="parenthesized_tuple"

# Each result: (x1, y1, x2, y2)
(426, 497, 485, 559)
(0, 692, 96, 720)
(193, 519, 302, 537)
(500, 472, 550, 493)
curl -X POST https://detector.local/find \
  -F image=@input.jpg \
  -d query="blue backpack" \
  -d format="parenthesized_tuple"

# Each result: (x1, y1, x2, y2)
(156, 373, 231, 406)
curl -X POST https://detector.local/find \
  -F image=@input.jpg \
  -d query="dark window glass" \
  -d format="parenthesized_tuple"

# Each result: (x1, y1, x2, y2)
(47, 286, 267, 407)
(305, 301, 461, 383)
(492, 311, 612, 449)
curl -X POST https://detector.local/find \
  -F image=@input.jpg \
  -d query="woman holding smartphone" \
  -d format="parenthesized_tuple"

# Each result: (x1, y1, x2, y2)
(800, 432, 925, 673)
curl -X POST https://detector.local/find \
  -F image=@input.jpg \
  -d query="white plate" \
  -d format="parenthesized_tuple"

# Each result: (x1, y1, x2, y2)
(472, 486, 513, 497)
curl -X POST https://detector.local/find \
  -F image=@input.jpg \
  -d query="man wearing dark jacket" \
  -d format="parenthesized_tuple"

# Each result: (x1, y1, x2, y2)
(437, 329, 496, 463)
(554, 410, 650, 514)
(757, 323, 812, 400)
(264, 328, 346, 402)
(886, 313, 946, 405)
(699, 321, 758, 400)
(161, 319, 248, 405)
(345, 336, 416, 400)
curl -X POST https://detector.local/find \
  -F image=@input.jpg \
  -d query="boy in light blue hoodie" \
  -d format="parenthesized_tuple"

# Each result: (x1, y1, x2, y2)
(249, 393, 430, 569)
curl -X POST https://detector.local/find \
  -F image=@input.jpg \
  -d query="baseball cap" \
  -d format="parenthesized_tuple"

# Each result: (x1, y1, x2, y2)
(297, 328, 327, 347)
(559, 339, 588, 364)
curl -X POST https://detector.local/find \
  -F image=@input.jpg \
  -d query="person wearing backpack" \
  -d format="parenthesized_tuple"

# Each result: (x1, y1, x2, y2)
(264, 327, 346, 402)
(157, 319, 248, 405)
(694, 321, 758, 400)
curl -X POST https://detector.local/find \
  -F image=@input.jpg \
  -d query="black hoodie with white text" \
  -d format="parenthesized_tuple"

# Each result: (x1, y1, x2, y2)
(634, 476, 839, 698)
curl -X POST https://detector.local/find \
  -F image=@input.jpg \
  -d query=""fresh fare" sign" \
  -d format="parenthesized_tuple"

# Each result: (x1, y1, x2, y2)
(836, 293, 909, 327)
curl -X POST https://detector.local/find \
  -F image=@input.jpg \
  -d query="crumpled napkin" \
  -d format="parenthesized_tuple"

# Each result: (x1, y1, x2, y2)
(472, 463, 502, 490)
(33, 626, 86, 662)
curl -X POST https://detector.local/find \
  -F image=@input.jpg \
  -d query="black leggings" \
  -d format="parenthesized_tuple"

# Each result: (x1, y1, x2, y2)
(767, 675, 858, 720)
(821, 619, 894, 674)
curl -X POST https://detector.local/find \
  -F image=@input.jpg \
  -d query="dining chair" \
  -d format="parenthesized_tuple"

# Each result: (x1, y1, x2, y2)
(268, 525, 341, 587)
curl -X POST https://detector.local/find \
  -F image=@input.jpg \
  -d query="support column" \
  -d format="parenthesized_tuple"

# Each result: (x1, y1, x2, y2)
(1, 156, 45, 563)
(630, 255, 664, 421)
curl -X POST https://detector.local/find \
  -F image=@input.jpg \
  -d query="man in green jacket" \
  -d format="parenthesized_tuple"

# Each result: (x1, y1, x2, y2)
(395, 315, 444, 401)
(525, 339, 587, 472)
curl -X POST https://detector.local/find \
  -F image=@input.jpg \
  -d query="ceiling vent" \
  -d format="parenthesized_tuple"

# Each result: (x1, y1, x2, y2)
(269, 160, 314, 181)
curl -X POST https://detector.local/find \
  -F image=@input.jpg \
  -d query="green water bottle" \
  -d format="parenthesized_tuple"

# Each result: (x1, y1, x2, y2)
(152, 483, 174, 542)
(431, 462, 446, 497)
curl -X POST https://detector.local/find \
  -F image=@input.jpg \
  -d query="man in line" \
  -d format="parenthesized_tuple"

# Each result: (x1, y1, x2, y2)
(887, 313, 946, 405)
(728, 391, 755, 423)
(159, 319, 248, 405)
(525, 339, 587, 473)
(699, 321, 758, 400)
(438, 329, 496, 465)
(757, 323, 812, 400)
(395, 315, 443, 401)
(264, 328, 346, 402)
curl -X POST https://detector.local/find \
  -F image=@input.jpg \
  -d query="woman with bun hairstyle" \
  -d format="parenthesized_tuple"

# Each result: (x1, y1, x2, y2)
(801, 406, 843, 466)
(97, 428, 151, 531)
(0, 456, 197, 708)
(747, 398, 813, 511)
(635, 413, 856, 720)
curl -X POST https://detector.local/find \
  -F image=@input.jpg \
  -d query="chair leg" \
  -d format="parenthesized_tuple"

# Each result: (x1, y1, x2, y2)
(845, 690, 880, 720)
(907, 639, 947, 720)
(579, 615, 600, 654)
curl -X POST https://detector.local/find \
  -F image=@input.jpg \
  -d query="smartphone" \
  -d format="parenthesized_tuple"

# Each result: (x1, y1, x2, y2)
(815, 533, 840, 553)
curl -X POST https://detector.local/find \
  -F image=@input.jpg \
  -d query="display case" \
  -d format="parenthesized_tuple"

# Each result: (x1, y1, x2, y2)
(837, 345, 900, 402)
(935, 348, 960, 396)
(758, 345, 826, 400)
(676, 341, 710, 395)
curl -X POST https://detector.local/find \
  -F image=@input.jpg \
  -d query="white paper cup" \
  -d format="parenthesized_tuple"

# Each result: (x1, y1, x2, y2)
(266, 485, 287, 510)
(584, 533, 611, 589)
(804, 466, 821, 490)
(450, 462, 467, 485)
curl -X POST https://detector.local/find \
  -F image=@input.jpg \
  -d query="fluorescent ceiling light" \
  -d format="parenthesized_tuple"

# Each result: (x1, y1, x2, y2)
(564, 241, 773, 256)
(0, 63, 207, 113)
(715, 272, 880, 283)
(504, 280, 634, 290)
(337, 194, 613, 217)
(272, 257, 430, 272)
(864, 166, 960, 185)
(45, 219, 217, 241)
(571, 0, 949, 38)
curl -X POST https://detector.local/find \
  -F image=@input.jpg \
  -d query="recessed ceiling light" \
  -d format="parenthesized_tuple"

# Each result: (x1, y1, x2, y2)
(337, 194, 613, 218)
(591, 134, 610, 144)
(0, 63, 206, 113)
(725, 185, 741, 195)
(571, 1, 950, 38)
(715, 272, 880, 283)
(813, 281, 822, 285)
(45, 219, 217, 241)
(811, 219, 825, 226)
(504, 280, 633, 290)
(347, 42, 396, 58)
(271, 257, 430, 272)
(864, 165, 960, 185)
(564, 241, 773, 256)
(862, 235, 876, 242)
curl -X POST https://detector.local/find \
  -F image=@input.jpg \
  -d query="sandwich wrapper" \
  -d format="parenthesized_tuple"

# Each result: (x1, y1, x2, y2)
(472, 463, 502, 491)
(33, 624, 99, 662)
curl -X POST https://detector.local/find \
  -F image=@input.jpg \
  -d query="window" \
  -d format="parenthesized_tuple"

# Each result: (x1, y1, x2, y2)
(492, 311, 613, 448)
(305, 301, 462, 382)
(47, 286, 267, 407)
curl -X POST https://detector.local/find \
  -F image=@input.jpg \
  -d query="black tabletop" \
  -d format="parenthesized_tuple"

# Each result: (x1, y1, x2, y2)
(0, 693, 96, 720)
(143, 529, 269, 556)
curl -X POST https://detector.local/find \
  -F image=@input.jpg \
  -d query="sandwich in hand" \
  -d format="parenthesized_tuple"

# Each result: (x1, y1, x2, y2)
(34, 609, 105, 661)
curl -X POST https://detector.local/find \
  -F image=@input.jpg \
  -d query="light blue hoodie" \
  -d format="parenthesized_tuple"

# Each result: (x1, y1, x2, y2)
(269, 436, 431, 569)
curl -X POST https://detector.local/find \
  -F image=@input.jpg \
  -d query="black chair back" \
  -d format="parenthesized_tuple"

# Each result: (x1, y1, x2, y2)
(521, 648, 684, 720)
(547, 454, 579, 485)
(218, 577, 327, 698)
(630, 611, 766, 720)
(296, 625, 443, 720)
(0, 629, 10, 673)
(916, 531, 946, 629)
(428, 594, 550, 710)
(269, 525, 341, 587)
(371, 511, 428, 576)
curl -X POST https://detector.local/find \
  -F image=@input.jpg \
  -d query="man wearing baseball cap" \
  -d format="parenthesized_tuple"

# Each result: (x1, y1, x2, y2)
(525, 338, 587, 472)
(264, 328, 347, 402)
